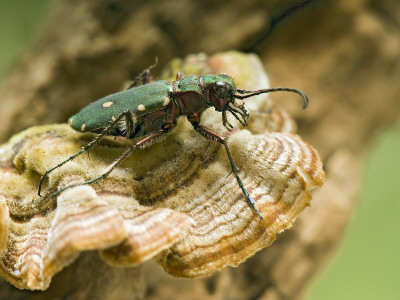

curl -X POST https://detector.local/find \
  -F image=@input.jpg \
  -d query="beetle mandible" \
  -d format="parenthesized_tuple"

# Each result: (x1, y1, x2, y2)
(38, 71, 308, 220)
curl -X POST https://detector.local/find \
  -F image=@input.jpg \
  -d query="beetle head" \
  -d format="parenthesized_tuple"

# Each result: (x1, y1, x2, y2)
(203, 74, 249, 131)
(204, 74, 309, 132)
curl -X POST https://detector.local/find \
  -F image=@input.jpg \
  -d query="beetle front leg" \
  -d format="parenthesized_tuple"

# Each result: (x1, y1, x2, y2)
(190, 120, 263, 220)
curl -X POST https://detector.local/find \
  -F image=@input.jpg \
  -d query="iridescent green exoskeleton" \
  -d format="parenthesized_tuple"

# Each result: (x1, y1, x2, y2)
(38, 71, 308, 220)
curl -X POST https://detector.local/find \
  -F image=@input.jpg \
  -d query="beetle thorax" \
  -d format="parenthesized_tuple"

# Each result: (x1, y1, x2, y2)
(173, 92, 209, 116)
(171, 76, 210, 116)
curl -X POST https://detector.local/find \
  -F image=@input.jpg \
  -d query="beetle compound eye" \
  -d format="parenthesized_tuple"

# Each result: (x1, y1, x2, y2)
(213, 82, 233, 99)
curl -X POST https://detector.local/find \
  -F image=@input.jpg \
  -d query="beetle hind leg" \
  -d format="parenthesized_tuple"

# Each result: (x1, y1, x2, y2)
(127, 57, 158, 88)
(38, 111, 134, 197)
(49, 129, 172, 199)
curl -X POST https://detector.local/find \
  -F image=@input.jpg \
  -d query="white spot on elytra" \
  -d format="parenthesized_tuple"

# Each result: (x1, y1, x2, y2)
(111, 115, 116, 121)
(163, 96, 170, 106)
(137, 104, 146, 111)
(103, 101, 114, 108)
(80, 123, 86, 131)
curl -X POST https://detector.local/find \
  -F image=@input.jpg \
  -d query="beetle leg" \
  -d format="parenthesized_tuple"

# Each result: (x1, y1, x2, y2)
(49, 127, 173, 199)
(127, 57, 158, 88)
(189, 120, 263, 220)
(38, 111, 133, 197)
(222, 110, 234, 131)
(175, 72, 183, 81)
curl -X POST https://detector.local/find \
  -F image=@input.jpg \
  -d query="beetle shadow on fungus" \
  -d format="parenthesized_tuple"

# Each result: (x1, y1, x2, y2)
(0, 51, 324, 290)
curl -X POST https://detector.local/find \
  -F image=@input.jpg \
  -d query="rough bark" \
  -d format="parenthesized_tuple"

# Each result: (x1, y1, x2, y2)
(0, 0, 399, 299)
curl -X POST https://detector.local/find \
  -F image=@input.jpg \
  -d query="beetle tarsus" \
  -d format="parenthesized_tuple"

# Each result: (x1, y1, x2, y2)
(38, 148, 85, 196)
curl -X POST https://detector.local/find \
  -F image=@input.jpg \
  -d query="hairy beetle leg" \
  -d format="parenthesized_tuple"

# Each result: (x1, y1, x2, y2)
(49, 129, 171, 199)
(39, 111, 134, 197)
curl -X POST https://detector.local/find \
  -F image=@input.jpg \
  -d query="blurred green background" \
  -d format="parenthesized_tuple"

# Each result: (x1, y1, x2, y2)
(308, 126, 400, 300)
(0, 1, 399, 299)
(0, 0, 51, 78)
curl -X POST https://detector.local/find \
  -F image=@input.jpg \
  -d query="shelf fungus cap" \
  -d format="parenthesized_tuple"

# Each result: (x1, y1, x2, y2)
(0, 51, 324, 290)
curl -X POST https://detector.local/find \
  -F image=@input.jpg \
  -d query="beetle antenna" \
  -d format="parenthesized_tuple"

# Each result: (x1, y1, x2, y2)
(235, 87, 308, 109)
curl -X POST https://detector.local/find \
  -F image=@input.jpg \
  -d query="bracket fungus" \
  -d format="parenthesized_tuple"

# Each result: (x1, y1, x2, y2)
(0, 51, 324, 290)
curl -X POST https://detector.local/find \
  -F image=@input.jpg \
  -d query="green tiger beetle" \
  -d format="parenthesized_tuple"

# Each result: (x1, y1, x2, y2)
(38, 67, 308, 220)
